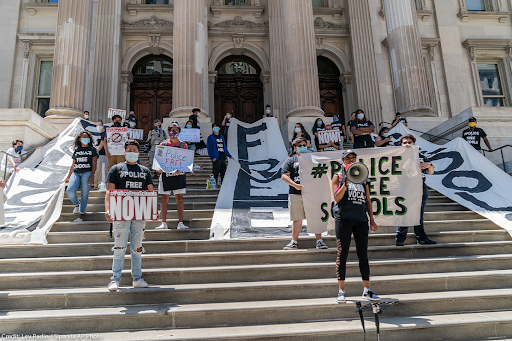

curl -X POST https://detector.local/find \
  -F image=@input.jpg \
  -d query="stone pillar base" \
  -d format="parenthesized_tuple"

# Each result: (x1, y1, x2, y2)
(401, 105, 436, 117)
(170, 106, 208, 119)
(286, 106, 324, 118)
(45, 108, 83, 119)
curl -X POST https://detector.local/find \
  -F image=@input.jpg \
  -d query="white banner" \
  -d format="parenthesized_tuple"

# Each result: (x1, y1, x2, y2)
(318, 130, 342, 144)
(389, 123, 512, 237)
(109, 190, 158, 221)
(179, 128, 201, 143)
(152, 146, 194, 173)
(107, 127, 129, 156)
(107, 107, 127, 120)
(299, 147, 423, 234)
(128, 128, 144, 140)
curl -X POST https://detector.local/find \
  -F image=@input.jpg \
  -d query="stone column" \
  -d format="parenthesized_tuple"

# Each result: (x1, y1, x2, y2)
(383, 0, 434, 115)
(282, 0, 323, 118)
(347, 0, 382, 123)
(46, 0, 94, 118)
(171, 0, 209, 118)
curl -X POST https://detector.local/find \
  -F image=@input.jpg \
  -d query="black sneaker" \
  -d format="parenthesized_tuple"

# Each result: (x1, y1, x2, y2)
(283, 241, 298, 250)
(417, 239, 437, 245)
(395, 241, 405, 246)
(362, 290, 380, 301)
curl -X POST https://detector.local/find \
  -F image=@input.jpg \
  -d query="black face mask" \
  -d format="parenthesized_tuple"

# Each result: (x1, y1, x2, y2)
(113, 121, 121, 127)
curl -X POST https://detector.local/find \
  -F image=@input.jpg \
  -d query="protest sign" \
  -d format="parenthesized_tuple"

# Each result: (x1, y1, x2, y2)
(109, 190, 158, 221)
(129, 129, 144, 140)
(299, 146, 423, 234)
(179, 128, 201, 143)
(318, 130, 342, 144)
(107, 127, 129, 156)
(107, 108, 127, 120)
(152, 146, 194, 173)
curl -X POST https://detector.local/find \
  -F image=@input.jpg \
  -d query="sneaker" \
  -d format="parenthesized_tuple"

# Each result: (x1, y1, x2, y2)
(417, 239, 437, 245)
(177, 222, 189, 230)
(74, 217, 83, 223)
(336, 290, 346, 303)
(155, 222, 168, 230)
(362, 290, 380, 301)
(396, 241, 405, 246)
(133, 278, 148, 288)
(107, 281, 119, 291)
(316, 240, 328, 249)
(73, 204, 80, 214)
(283, 241, 298, 250)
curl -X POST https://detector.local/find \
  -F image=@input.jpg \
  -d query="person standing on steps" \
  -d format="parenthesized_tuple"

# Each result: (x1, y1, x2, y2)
(282, 137, 328, 250)
(375, 127, 393, 147)
(64, 131, 98, 223)
(105, 114, 126, 170)
(146, 119, 169, 176)
(350, 110, 375, 149)
(105, 140, 155, 291)
(395, 134, 437, 246)
(391, 112, 408, 128)
(156, 123, 189, 231)
(207, 122, 233, 188)
(331, 150, 379, 303)
(330, 113, 346, 149)
(221, 112, 232, 144)
(94, 120, 109, 190)
(462, 117, 493, 152)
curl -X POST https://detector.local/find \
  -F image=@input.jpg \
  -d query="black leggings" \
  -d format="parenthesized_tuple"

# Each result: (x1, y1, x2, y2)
(212, 158, 227, 183)
(335, 219, 370, 281)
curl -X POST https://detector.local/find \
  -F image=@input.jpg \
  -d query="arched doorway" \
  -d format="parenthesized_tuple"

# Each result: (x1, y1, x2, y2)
(130, 55, 173, 137)
(318, 56, 343, 117)
(214, 56, 264, 125)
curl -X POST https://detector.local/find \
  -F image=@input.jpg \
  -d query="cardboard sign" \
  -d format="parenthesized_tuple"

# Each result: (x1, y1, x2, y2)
(129, 129, 144, 140)
(107, 108, 127, 120)
(109, 190, 158, 221)
(318, 130, 341, 144)
(179, 128, 201, 143)
(152, 145, 194, 173)
(106, 127, 129, 156)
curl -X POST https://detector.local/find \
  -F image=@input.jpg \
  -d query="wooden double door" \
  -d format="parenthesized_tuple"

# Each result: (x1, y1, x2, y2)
(319, 74, 343, 117)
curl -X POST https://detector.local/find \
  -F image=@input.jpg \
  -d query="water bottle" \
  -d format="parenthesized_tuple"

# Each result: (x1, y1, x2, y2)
(208, 174, 216, 190)
(211, 223, 224, 240)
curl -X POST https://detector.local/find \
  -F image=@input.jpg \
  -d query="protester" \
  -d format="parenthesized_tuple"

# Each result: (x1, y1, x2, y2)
(375, 127, 393, 147)
(189, 108, 201, 129)
(105, 115, 126, 170)
(207, 122, 233, 188)
(182, 119, 197, 154)
(346, 112, 356, 145)
(156, 123, 189, 230)
(318, 125, 340, 151)
(221, 112, 232, 143)
(94, 120, 109, 190)
(462, 117, 493, 152)
(282, 137, 328, 250)
(146, 119, 169, 175)
(0, 179, 6, 226)
(330, 113, 346, 149)
(1, 140, 41, 180)
(396, 134, 437, 246)
(350, 110, 375, 148)
(83, 111, 90, 121)
(263, 104, 273, 118)
(127, 111, 137, 126)
(128, 117, 137, 129)
(105, 140, 154, 291)
(331, 150, 379, 303)
(64, 131, 98, 223)
(312, 118, 326, 151)
(291, 123, 312, 151)
(391, 112, 408, 127)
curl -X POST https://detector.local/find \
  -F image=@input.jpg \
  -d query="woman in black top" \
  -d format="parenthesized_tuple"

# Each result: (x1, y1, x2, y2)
(290, 123, 312, 155)
(94, 120, 109, 190)
(312, 118, 326, 151)
(349, 110, 375, 148)
(375, 127, 393, 147)
(331, 150, 379, 303)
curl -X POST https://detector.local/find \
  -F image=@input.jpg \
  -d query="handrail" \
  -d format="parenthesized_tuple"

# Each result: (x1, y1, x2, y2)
(379, 121, 452, 142)
(1, 151, 30, 181)
(482, 144, 512, 174)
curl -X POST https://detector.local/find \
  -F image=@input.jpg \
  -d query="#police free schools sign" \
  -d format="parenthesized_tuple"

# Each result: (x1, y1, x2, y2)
(109, 190, 158, 221)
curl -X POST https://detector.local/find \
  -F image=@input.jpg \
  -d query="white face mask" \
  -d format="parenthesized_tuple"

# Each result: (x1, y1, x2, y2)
(402, 142, 412, 147)
(383, 133, 389, 138)
(97, 125, 104, 132)
(84, 115, 90, 120)
(295, 127, 302, 133)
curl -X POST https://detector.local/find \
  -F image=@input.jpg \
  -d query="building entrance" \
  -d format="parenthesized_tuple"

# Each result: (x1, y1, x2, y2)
(318, 56, 343, 118)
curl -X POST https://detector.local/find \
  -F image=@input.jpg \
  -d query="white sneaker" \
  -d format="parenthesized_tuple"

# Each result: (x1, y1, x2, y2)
(108, 281, 119, 291)
(133, 278, 148, 288)
(73, 204, 80, 214)
(337, 290, 346, 303)
(362, 289, 380, 301)
(155, 222, 168, 230)
(316, 240, 328, 249)
(177, 222, 189, 230)
(74, 217, 83, 223)
(283, 241, 298, 250)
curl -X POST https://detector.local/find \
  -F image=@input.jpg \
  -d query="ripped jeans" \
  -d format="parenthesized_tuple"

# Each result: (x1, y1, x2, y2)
(111, 220, 146, 282)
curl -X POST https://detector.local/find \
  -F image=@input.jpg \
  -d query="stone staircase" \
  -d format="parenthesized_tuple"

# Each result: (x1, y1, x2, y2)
(0, 153, 512, 340)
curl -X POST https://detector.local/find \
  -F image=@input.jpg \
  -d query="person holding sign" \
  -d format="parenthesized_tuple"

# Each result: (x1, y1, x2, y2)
(105, 140, 154, 291)
(331, 150, 379, 303)
(146, 119, 169, 176)
(105, 115, 126, 170)
(318, 125, 340, 151)
(156, 123, 190, 230)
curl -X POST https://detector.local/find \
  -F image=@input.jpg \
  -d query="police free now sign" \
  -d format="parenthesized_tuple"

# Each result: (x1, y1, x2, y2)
(109, 190, 158, 221)
(152, 145, 194, 173)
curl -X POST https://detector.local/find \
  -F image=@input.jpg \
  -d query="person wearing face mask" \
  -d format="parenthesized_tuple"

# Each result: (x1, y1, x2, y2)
(312, 118, 326, 151)
(221, 112, 233, 143)
(282, 137, 328, 250)
(319, 125, 340, 151)
(183, 119, 197, 154)
(83, 111, 91, 121)
(128, 117, 137, 129)
(146, 119, 169, 174)
(188, 108, 201, 129)
(93, 120, 109, 190)
(375, 127, 393, 147)
(391, 112, 408, 128)
(105, 115, 126, 170)
(263, 104, 273, 118)
(462, 117, 493, 152)
(64, 131, 98, 223)
(350, 110, 375, 149)
(330, 114, 346, 149)
(347, 112, 357, 145)
(292, 123, 311, 147)
(207, 123, 234, 188)
(395, 134, 436, 246)
(105, 140, 155, 292)
(155, 123, 190, 231)
(127, 111, 137, 126)
(1, 140, 42, 180)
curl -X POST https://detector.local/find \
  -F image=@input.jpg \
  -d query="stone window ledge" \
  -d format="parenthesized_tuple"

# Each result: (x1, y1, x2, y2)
(126, 4, 173, 17)
(313, 7, 344, 20)
(23, 2, 58, 16)
(457, 11, 510, 23)
(417, 9, 433, 22)
(210, 5, 265, 19)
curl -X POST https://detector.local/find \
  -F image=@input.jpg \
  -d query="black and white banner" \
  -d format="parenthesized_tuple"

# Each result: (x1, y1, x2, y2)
(389, 123, 512, 236)
(0, 118, 100, 244)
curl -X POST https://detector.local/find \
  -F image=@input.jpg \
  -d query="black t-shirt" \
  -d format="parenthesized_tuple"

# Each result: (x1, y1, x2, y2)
(107, 162, 154, 190)
(377, 135, 392, 147)
(462, 127, 486, 150)
(72, 145, 99, 173)
(350, 120, 374, 144)
(392, 117, 408, 126)
(216, 136, 225, 159)
(313, 126, 325, 150)
(292, 132, 311, 145)
(419, 152, 432, 181)
(335, 173, 369, 222)
(282, 154, 301, 195)
(331, 121, 345, 136)
(96, 138, 105, 156)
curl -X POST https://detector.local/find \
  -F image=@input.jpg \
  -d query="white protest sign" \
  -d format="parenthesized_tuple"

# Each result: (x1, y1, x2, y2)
(299, 146, 423, 234)
(179, 128, 201, 143)
(318, 130, 341, 144)
(152, 145, 194, 173)
(107, 108, 127, 120)
(107, 127, 129, 156)
(109, 190, 158, 221)
(129, 129, 144, 140)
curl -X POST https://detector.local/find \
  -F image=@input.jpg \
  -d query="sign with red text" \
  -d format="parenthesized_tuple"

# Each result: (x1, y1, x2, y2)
(129, 128, 144, 140)
(109, 190, 158, 221)
(318, 130, 341, 144)
(152, 145, 194, 173)
(107, 107, 127, 120)
(106, 127, 129, 156)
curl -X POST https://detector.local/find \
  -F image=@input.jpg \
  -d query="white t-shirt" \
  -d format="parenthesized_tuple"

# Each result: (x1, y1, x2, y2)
(1, 147, 27, 172)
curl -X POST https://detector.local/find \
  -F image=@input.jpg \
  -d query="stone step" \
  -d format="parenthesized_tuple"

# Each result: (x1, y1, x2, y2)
(50, 219, 212, 232)
(57, 209, 214, 222)
(61, 202, 216, 213)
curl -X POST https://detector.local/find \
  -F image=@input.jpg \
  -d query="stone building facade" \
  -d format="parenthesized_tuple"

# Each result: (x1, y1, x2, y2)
(1, 0, 512, 166)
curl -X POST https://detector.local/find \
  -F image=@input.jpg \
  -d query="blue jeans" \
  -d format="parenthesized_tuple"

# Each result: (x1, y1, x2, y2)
(66, 171, 92, 214)
(111, 220, 146, 282)
(396, 182, 429, 243)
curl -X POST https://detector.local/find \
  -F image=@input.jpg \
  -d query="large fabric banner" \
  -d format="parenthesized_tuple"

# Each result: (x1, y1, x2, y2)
(0, 118, 98, 244)
(299, 147, 423, 234)
(389, 123, 512, 236)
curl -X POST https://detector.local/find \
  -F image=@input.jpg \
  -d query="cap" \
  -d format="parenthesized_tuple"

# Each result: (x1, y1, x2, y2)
(154, 119, 161, 124)
(342, 150, 357, 159)
(469, 117, 477, 122)
(170, 121, 179, 127)
(129, 117, 136, 121)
